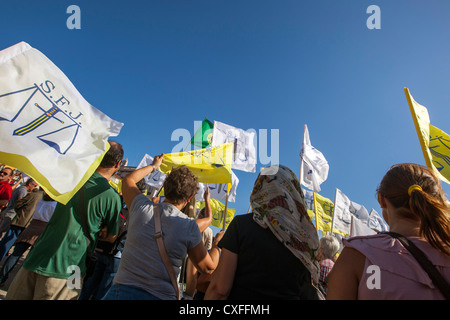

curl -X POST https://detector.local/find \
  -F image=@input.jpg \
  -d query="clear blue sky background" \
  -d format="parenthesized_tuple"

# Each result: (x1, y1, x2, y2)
(1, 1, 449, 234)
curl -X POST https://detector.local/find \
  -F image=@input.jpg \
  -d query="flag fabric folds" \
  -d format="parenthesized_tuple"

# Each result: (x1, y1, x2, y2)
(196, 170, 239, 203)
(405, 87, 450, 184)
(350, 216, 377, 237)
(0, 42, 123, 204)
(368, 209, 388, 232)
(191, 118, 214, 148)
(299, 125, 329, 192)
(332, 188, 353, 236)
(196, 198, 235, 229)
(159, 142, 233, 184)
(313, 192, 334, 233)
(212, 120, 257, 173)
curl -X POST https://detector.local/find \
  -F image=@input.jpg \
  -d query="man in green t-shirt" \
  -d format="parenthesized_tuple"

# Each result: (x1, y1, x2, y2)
(6, 141, 124, 300)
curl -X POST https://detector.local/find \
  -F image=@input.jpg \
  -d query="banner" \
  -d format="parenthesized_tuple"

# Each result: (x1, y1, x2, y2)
(299, 125, 329, 192)
(212, 120, 257, 173)
(196, 198, 235, 229)
(191, 118, 214, 148)
(159, 142, 233, 184)
(313, 192, 334, 233)
(405, 87, 450, 184)
(0, 42, 123, 204)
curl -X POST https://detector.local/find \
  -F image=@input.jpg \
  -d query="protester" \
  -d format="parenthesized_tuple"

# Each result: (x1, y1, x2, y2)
(204, 165, 321, 300)
(0, 192, 56, 286)
(0, 184, 43, 263)
(104, 156, 223, 300)
(327, 163, 450, 300)
(316, 234, 340, 293)
(0, 166, 13, 211)
(5, 141, 124, 300)
(0, 178, 38, 237)
(184, 208, 215, 300)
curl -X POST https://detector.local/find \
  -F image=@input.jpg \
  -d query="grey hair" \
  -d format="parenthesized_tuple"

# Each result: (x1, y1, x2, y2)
(319, 235, 340, 259)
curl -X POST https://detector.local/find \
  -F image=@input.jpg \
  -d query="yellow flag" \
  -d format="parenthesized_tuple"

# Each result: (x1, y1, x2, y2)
(313, 192, 334, 233)
(405, 88, 450, 184)
(196, 198, 235, 229)
(159, 143, 233, 184)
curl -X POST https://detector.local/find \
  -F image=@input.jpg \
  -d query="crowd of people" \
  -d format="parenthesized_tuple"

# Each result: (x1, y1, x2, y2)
(0, 141, 448, 300)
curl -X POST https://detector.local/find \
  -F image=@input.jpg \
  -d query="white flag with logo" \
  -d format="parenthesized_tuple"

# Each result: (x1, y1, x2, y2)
(211, 120, 257, 173)
(332, 188, 353, 236)
(299, 125, 329, 192)
(137, 154, 167, 188)
(0, 42, 123, 204)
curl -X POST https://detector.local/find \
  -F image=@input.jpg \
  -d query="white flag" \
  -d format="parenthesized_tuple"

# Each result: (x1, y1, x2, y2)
(137, 154, 167, 188)
(368, 209, 388, 232)
(350, 216, 377, 237)
(0, 42, 123, 204)
(332, 188, 353, 236)
(299, 125, 329, 192)
(211, 120, 257, 173)
(196, 170, 239, 203)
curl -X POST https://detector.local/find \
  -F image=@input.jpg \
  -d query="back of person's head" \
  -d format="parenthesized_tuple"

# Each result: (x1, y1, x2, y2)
(24, 178, 35, 186)
(377, 163, 450, 256)
(319, 235, 340, 260)
(99, 141, 124, 169)
(163, 166, 199, 205)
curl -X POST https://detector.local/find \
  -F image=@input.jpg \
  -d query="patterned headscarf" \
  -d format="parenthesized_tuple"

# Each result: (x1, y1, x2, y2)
(251, 165, 320, 284)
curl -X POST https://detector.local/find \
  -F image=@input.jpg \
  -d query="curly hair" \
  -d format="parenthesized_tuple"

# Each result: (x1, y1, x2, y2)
(163, 166, 199, 205)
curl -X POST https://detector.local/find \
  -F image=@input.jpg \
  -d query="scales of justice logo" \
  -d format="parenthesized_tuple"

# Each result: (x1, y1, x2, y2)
(0, 80, 82, 155)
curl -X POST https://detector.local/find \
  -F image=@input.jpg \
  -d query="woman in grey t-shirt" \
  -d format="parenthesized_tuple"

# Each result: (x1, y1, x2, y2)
(104, 154, 222, 300)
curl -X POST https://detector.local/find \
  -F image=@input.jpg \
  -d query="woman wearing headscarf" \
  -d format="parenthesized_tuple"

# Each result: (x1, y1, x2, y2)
(327, 163, 450, 300)
(204, 165, 321, 300)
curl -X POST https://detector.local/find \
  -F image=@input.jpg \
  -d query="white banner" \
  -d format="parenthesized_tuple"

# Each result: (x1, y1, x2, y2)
(196, 170, 239, 203)
(137, 154, 166, 188)
(368, 209, 388, 232)
(212, 120, 256, 173)
(350, 215, 377, 237)
(0, 42, 123, 203)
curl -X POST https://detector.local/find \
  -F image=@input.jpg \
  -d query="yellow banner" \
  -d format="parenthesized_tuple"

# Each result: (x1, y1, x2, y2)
(313, 192, 334, 233)
(196, 198, 235, 229)
(159, 143, 233, 184)
(405, 88, 450, 184)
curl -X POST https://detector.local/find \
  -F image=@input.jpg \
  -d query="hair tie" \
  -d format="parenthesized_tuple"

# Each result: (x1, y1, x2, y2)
(408, 184, 422, 196)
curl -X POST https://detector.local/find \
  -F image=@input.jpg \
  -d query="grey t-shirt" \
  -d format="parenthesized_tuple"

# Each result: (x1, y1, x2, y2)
(2, 185, 27, 219)
(114, 194, 202, 299)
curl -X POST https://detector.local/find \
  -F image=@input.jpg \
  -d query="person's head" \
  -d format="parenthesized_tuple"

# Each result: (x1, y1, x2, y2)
(0, 167, 13, 183)
(317, 235, 340, 261)
(24, 178, 39, 192)
(250, 165, 321, 284)
(377, 163, 450, 256)
(99, 141, 124, 170)
(163, 166, 199, 207)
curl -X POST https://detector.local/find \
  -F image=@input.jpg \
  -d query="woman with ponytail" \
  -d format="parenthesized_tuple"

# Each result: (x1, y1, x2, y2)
(327, 163, 450, 299)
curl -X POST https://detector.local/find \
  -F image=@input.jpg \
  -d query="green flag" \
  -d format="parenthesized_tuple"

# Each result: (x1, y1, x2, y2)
(191, 118, 214, 148)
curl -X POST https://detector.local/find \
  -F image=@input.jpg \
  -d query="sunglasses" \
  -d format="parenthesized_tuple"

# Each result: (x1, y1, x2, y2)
(0, 171, 10, 176)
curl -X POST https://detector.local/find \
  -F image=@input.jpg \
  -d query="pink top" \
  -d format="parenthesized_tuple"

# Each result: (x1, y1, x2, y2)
(344, 234, 450, 300)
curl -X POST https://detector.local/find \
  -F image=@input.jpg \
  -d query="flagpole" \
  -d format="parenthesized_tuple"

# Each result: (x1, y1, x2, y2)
(299, 124, 306, 183)
(330, 188, 338, 236)
(222, 189, 229, 230)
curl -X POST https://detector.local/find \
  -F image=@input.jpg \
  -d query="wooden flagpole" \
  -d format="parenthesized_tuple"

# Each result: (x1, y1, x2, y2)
(222, 189, 229, 230)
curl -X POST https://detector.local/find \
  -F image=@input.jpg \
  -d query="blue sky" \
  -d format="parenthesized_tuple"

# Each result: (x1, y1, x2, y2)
(1, 1, 449, 234)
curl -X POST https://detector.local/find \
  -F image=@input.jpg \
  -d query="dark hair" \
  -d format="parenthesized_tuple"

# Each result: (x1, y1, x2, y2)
(163, 166, 199, 205)
(25, 178, 35, 186)
(377, 163, 450, 256)
(99, 141, 124, 169)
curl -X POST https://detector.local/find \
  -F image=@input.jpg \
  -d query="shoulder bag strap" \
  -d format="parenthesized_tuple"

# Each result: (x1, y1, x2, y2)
(383, 231, 450, 300)
(153, 203, 180, 300)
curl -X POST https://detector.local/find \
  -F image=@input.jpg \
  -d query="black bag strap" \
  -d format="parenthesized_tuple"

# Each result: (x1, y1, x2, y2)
(382, 231, 450, 300)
